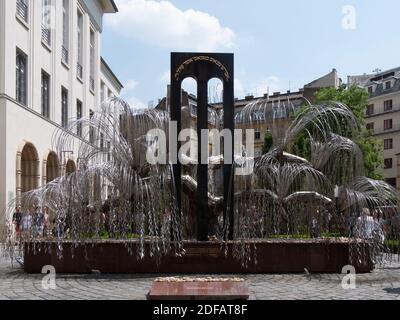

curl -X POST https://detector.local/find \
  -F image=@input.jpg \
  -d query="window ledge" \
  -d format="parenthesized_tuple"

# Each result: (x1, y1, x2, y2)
(77, 76, 84, 84)
(61, 60, 70, 70)
(41, 41, 52, 53)
(16, 15, 29, 30)
(90, 89, 95, 96)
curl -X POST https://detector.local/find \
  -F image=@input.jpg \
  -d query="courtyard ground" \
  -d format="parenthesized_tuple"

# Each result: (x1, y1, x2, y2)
(0, 250, 399, 300)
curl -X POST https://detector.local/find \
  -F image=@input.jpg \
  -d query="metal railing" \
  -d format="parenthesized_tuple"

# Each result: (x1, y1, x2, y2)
(61, 46, 69, 65)
(365, 104, 400, 118)
(41, 24, 51, 46)
(77, 63, 83, 79)
(16, 0, 28, 22)
(372, 123, 400, 135)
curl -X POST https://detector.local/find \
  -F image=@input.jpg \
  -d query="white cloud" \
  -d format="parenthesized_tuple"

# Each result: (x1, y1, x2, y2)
(127, 96, 147, 110)
(124, 79, 139, 90)
(234, 78, 245, 98)
(120, 79, 147, 110)
(106, 0, 236, 51)
(160, 71, 170, 83)
(254, 76, 281, 96)
(181, 77, 197, 96)
(234, 76, 282, 99)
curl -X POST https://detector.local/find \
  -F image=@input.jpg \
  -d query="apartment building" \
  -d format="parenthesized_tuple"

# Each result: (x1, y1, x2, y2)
(349, 67, 400, 189)
(212, 69, 342, 156)
(0, 0, 123, 236)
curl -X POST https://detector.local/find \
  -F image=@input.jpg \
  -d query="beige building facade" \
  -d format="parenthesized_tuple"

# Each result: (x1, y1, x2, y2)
(0, 0, 123, 237)
(349, 67, 400, 190)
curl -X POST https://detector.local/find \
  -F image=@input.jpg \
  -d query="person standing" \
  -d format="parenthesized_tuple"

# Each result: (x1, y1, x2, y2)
(32, 206, 44, 238)
(43, 206, 50, 237)
(12, 206, 23, 239)
(21, 208, 33, 236)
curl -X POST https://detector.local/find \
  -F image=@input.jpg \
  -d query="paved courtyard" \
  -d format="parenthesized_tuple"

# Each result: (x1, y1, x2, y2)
(0, 251, 399, 300)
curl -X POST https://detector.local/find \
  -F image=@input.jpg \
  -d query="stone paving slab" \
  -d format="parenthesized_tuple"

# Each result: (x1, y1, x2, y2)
(0, 249, 399, 300)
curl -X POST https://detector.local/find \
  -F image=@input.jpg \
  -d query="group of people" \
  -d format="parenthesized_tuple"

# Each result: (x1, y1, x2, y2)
(353, 208, 388, 243)
(12, 206, 50, 239)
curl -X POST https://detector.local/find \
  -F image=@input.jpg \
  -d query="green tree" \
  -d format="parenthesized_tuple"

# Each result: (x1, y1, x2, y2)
(292, 85, 383, 179)
(262, 131, 273, 154)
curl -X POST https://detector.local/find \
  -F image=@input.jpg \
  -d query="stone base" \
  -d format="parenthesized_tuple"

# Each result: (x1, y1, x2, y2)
(23, 240, 374, 274)
(147, 280, 249, 300)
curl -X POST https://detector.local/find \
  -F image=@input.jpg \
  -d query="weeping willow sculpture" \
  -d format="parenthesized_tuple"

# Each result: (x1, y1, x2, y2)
(3, 97, 399, 267)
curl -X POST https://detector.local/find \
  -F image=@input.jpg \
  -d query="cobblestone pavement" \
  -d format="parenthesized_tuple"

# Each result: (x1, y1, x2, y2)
(0, 252, 399, 300)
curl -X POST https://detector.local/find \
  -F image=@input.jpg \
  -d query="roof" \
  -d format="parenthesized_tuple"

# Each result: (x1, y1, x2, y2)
(110, 0, 118, 12)
(304, 69, 340, 89)
(99, 0, 119, 13)
(351, 66, 400, 98)
(100, 57, 124, 90)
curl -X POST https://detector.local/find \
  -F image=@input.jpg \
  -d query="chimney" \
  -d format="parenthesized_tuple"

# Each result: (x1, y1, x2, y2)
(273, 92, 280, 96)
(245, 95, 254, 101)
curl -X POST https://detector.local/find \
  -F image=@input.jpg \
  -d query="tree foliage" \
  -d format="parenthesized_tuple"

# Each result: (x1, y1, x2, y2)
(292, 85, 383, 179)
(262, 131, 273, 154)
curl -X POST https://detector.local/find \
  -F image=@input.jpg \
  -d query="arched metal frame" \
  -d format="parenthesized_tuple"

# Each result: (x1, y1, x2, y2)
(170, 52, 235, 241)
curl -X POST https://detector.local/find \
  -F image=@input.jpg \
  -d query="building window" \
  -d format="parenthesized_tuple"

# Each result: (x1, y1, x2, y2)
(385, 81, 391, 90)
(89, 109, 94, 143)
(62, 0, 69, 64)
(384, 119, 393, 130)
(366, 122, 374, 132)
(190, 104, 197, 117)
(385, 178, 396, 188)
(61, 87, 68, 127)
(368, 86, 373, 94)
(384, 100, 393, 112)
(89, 30, 95, 92)
(384, 158, 393, 169)
(255, 129, 261, 141)
(100, 82, 105, 102)
(77, 10, 83, 79)
(16, 50, 27, 106)
(41, 0, 51, 46)
(76, 100, 82, 137)
(41, 71, 50, 119)
(16, 0, 29, 22)
(384, 139, 393, 150)
(366, 104, 374, 116)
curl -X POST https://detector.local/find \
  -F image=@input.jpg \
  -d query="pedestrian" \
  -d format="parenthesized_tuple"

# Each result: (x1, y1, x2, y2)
(43, 206, 50, 237)
(12, 206, 23, 239)
(32, 206, 44, 238)
(21, 208, 33, 235)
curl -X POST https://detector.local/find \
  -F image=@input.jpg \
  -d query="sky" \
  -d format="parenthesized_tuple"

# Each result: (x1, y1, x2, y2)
(101, 0, 400, 109)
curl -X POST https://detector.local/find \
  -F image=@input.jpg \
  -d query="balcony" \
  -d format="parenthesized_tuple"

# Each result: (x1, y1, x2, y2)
(365, 104, 400, 118)
(62, 46, 69, 65)
(372, 123, 400, 136)
(16, 0, 28, 22)
(41, 25, 51, 46)
(77, 63, 83, 79)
